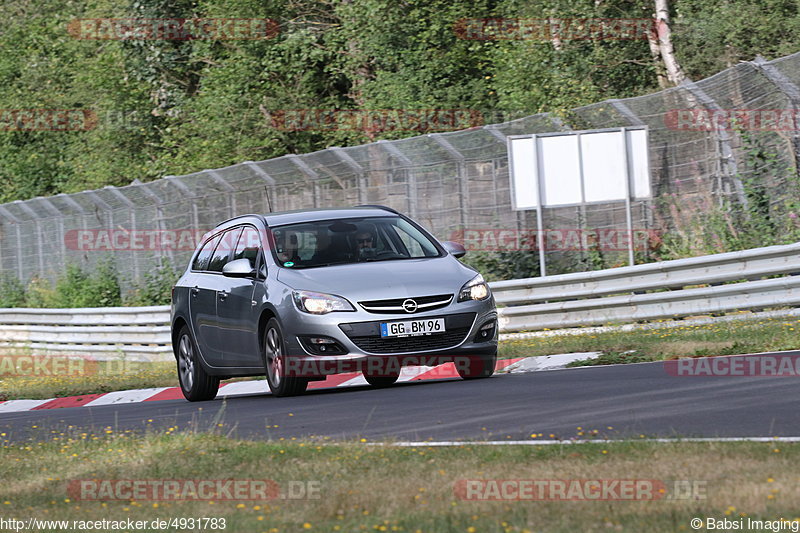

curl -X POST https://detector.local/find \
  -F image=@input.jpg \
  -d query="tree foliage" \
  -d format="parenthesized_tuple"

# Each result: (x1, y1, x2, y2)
(0, 0, 797, 200)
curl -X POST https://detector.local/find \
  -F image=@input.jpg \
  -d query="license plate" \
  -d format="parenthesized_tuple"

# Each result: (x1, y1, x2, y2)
(380, 318, 446, 338)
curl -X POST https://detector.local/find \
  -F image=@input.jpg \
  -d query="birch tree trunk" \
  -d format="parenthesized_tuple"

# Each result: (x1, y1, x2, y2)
(654, 0, 687, 85)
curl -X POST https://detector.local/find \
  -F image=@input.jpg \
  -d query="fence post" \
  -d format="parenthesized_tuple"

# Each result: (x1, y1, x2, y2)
(0, 206, 22, 280)
(378, 141, 417, 218)
(751, 55, 800, 177)
(12, 200, 46, 278)
(135, 182, 172, 266)
(287, 155, 322, 209)
(329, 148, 367, 205)
(243, 161, 278, 212)
(680, 80, 748, 209)
(206, 170, 237, 218)
(428, 133, 467, 229)
(165, 176, 199, 237)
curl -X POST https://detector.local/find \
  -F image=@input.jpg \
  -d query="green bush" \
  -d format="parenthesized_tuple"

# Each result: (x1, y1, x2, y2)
(459, 250, 540, 282)
(23, 277, 58, 308)
(124, 260, 179, 307)
(50, 259, 122, 308)
(0, 274, 26, 307)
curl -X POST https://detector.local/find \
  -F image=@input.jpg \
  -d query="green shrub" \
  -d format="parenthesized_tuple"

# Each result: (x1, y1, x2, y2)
(26, 259, 124, 308)
(23, 277, 58, 308)
(459, 250, 540, 282)
(0, 274, 26, 307)
(124, 260, 179, 306)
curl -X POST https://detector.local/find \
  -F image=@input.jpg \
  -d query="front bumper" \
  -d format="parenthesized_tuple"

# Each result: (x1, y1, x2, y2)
(279, 297, 497, 378)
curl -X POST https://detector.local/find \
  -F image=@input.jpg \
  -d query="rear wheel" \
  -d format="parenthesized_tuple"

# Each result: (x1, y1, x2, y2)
(176, 326, 220, 401)
(263, 318, 308, 397)
(364, 373, 399, 388)
(456, 352, 497, 380)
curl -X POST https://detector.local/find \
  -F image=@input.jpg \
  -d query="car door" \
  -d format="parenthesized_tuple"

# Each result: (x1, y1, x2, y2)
(188, 233, 225, 366)
(216, 225, 263, 367)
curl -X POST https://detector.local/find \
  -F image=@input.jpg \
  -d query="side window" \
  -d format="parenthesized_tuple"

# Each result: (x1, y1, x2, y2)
(192, 235, 221, 271)
(233, 226, 262, 267)
(208, 228, 242, 272)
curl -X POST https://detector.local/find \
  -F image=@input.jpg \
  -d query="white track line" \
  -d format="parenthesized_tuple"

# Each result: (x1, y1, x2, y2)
(385, 437, 800, 446)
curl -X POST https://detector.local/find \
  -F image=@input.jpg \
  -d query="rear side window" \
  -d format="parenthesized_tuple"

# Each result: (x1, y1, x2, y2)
(192, 234, 221, 271)
(208, 228, 243, 272)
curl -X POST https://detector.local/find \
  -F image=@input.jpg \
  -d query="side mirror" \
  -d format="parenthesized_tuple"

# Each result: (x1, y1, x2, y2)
(442, 241, 466, 259)
(222, 258, 257, 278)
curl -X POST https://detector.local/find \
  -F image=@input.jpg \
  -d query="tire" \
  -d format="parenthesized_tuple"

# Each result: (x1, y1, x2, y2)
(456, 352, 497, 380)
(263, 318, 308, 397)
(176, 325, 220, 401)
(364, 374, 399, 388)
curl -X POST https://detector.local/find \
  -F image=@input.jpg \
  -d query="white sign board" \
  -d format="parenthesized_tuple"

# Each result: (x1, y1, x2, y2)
(508, 127, 650, 210)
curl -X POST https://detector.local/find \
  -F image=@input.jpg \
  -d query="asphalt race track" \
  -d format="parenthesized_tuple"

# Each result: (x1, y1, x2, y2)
(2, 357, 799, 444)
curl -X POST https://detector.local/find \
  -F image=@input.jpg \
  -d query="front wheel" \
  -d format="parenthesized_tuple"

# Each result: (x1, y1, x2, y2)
(456, 352, 497, 380)
(176, 326, 220, 401)
(263, 318, 308, 397)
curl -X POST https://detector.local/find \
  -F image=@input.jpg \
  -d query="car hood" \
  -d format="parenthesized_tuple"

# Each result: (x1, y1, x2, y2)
(276, 257, 477, 300)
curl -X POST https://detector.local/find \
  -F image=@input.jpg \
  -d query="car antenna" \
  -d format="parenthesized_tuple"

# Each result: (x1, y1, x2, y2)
(264, 185, 273, 212)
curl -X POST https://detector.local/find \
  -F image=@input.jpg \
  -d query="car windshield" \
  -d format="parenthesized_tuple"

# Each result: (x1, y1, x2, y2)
(270, 216, 442, 269)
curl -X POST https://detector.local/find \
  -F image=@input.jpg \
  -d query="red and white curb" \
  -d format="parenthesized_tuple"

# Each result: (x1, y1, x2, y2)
(0, 358, 532, 414)
(0, 353, 603, 414)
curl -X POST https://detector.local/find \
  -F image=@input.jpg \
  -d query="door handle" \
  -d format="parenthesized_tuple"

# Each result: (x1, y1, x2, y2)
(218, 290, 229, 301)
(190, 287, 199, 297)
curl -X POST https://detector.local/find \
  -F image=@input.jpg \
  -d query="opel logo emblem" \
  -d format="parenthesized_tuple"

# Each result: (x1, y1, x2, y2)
(402, 299, 418, 313)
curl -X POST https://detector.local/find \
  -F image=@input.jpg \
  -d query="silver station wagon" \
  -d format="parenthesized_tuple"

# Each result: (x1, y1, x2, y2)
(170, 205, 498, 400)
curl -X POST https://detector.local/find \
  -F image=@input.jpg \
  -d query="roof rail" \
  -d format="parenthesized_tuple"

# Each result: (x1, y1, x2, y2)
(354, 204, 400, 214)
(216, 213, 269, 227)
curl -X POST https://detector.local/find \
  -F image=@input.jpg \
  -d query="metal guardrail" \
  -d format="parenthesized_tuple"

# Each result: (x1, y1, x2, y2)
(0, 306, 172, 361)
(492, 241, 800, 331)
(1, 242, 799, 358)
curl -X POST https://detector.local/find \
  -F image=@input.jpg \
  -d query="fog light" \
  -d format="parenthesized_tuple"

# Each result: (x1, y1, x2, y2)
(299, 336, 347, 355)
(474, 320, 496, 342)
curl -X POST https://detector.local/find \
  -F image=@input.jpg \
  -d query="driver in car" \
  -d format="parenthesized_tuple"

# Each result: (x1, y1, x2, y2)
(276, 231, 301, 265)
(355, 229, 377, 260)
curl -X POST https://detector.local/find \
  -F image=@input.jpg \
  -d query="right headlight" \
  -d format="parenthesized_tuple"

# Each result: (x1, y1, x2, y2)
(457, 274, 490, 302)
(292, 290, 355, 314)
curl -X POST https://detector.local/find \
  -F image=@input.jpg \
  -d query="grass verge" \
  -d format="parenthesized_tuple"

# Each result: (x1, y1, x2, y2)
(499, 315, 800, 366)
(0, 360, 178, 401)
(0, 432, 797, 532)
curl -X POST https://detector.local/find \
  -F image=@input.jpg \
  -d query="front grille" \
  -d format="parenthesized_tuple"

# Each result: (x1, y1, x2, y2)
(348, 330, 470, 353)
(339, 312, 475, 354)
(359, 294, 453, 314)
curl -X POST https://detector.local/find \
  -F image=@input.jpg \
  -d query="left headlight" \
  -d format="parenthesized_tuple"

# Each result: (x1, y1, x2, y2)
(292, 290, 355, 314)
(457, 274, 490, 302)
